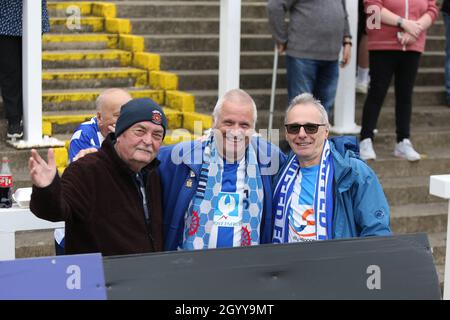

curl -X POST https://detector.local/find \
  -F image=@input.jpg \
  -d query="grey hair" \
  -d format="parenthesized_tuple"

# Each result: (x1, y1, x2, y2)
(285, 93, 330, 128)
(212, 88, 257, 128)
(95, 88, 131, 113)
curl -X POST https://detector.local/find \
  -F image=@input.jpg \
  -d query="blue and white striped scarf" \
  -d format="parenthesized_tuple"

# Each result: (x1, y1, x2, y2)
(183, 136, 264, 249)
(273, 140, 334, 243)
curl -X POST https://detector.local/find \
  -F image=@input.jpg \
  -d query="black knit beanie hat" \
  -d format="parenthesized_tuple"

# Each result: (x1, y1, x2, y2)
(115, 98, 167, 138)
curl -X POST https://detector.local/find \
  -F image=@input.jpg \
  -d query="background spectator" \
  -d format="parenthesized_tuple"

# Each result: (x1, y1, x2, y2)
(359, 0, 438, 162)
(0, 0, 50, 140)
(267, 0, 352, 118)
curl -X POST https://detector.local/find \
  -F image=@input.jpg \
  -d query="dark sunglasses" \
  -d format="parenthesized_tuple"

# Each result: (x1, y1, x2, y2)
(284, 123, 327, 135)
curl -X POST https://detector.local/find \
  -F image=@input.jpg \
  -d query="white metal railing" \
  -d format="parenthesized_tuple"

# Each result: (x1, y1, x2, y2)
(333, 0, 360, 134)
(430, 174, 450, 300)
(22, 0, 43, 144)
(14, 0, 63, 149)
(218, 0, 241, 98)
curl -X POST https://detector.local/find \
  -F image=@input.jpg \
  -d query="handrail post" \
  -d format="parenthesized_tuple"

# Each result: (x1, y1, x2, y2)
(430, 174, 450, 299)
(218, 0, 241, 98)
(332, 0, 360, 134)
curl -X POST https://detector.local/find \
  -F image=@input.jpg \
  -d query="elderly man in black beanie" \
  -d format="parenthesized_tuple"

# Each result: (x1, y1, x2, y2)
(29, 98, 167, 256)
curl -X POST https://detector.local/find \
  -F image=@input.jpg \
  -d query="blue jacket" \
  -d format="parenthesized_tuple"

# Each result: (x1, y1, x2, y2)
(274, 136, 391, 240)
(158, 137, 287, 251)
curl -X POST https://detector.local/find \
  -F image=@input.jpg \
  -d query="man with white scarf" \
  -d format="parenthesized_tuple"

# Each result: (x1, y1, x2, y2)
(159, 89, 286, 251)
(273, 93, 391, 243)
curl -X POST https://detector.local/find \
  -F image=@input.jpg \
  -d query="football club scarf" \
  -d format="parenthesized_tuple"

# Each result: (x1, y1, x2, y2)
(273, 139, 334, 243)
(182, 135, 264, 249)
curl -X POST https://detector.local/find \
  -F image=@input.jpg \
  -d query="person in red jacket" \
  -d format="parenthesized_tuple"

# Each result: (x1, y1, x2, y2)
(359, 0, 438, 161)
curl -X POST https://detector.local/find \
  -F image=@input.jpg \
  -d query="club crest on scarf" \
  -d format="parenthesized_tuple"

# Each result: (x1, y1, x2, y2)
(182, 135, 264, 250)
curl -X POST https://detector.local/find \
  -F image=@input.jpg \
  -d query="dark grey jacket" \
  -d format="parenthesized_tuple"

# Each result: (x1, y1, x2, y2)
(267, 0, 351, 61)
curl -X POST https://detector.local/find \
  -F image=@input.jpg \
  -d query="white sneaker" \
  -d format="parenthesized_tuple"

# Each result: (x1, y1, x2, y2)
(356, 79, 369, 94)
(394, 139, 421, 161)
(359, 138, 376, 160)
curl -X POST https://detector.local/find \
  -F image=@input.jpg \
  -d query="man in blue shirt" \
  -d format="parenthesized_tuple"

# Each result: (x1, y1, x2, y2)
(68, 88, 132, 162)
(272, 93, 391, 244)
(54, 88, 131, 254)
(158, 89, 286, 251)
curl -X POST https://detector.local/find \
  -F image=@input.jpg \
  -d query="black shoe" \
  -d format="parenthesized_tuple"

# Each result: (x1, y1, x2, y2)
(7, 122, 23, 140)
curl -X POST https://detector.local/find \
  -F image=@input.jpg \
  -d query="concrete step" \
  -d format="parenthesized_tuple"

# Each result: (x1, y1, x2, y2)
(42, 87, 164, 111)
(427, 20, 445, 36)
(42, 49, 132, 69)
(436, 264, 445, 292)
(426, 36, 446, 52)
(429, 232, 446, 266)
(174, 67, 446, 91)
(144, 34, 272, 52)
(257, 106, 450, 134)
(159, 50, 445, 71)
(42, 67, 148, 90)
(367, 147, 450, 178)
(115, 1, 267, 19)
(380, 175, 444, 206)
(49, 16, 105, 33)
(144, 35, 445, 54)
(391, 202, 448, 234)
(43, 33, 118, 51)
(370, 127, 450, 152)
(130, 17, 270, 35)
(191, 87, 447, 114)
(15, 229, 55, 259)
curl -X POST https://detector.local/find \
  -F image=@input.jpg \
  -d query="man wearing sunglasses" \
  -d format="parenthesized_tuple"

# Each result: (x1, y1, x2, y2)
(158, 89, 286, 251)
(273, 93, 391, 244)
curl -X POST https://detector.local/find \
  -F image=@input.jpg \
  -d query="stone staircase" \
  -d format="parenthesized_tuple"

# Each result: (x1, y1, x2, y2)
(0, 0, 449, 292)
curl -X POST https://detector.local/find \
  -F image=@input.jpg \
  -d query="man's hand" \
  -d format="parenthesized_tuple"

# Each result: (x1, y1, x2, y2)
(29, 148, 57, 188)
(340, 44, 351, 67)
(73, 147, 98, 162)
(277, 42, 287, 55)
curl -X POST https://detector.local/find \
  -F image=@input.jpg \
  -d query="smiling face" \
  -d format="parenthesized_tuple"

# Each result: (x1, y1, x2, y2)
(114, 121, 164, 172)
(285, 102, 329, 167)
(213, 99, 255, 163)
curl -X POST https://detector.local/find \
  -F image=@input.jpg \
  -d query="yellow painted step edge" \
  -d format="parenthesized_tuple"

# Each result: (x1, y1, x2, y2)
(133, 52, 160, 72)
(105, 18, 131, 34)
(183, 112, 213, 133)
(150, 71, 178, 91)
(92, 2, 116, 19)
(47, 2, 93, 15)
(165, 90, 195, 113)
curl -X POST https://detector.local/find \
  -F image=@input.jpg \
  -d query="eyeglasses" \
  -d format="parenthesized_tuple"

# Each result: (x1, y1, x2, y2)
(284, 123, 327, 135)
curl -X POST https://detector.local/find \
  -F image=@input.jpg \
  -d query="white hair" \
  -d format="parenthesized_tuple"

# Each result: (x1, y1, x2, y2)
(212, 88, 257, 128)
(285, 93, 329, 128)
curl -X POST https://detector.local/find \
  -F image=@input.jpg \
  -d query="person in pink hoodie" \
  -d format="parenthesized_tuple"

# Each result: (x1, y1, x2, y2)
(359, 0, 438, 162)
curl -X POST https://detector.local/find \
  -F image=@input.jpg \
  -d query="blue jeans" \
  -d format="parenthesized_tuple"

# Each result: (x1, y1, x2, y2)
(286, 55, 339, 115)
(444, 12, 450, 105)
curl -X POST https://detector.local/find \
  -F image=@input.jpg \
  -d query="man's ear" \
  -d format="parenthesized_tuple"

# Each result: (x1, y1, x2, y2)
(97, 112, 102, 122)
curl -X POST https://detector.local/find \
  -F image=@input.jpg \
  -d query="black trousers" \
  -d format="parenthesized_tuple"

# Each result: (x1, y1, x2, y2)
(0, 35, 23, 124)
(360, 50, 421, 142)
